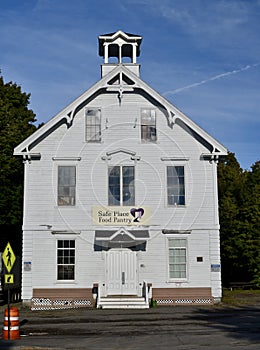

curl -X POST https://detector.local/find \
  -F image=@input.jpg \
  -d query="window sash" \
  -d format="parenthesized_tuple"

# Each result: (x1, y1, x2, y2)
(108, 166, 135, 206)
(57, 240, 75, 280)
(141, 109, 157, 142)
(58, 166, 76, 206)
(85, 108, 101, 142)
(167, 166, 185, 205)
(169, 239, 187, 279)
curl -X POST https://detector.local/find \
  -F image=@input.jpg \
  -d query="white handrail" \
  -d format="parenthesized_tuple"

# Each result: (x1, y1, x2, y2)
(143, 281, 150, 306)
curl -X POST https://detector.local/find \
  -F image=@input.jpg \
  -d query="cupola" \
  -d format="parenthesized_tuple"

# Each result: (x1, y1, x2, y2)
(98, 30, 142, 77)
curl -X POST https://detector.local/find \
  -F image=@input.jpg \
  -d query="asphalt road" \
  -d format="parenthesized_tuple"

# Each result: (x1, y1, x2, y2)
(0, 304, 259, 349)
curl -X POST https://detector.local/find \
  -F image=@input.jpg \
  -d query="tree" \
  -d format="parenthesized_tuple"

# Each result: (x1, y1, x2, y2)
(0, 74, 37, 252)
(239, 161, 260, 287)
(218, 152, 244, 285)
(218, 153, 260, 288)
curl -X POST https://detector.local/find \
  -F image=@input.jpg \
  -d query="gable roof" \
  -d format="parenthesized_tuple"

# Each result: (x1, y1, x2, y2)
(14, 64, 227, 158)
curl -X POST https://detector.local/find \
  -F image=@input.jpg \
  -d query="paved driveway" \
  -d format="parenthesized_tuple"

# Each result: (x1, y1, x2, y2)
(0, 304, 259, 349)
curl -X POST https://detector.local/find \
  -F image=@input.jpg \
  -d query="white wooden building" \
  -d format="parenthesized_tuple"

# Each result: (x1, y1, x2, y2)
(14, 31, 227, 309)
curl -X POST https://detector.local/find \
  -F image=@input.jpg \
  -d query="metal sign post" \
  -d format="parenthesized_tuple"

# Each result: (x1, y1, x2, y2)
(2, 242, 16, 340)
(7, 286, 10, 339)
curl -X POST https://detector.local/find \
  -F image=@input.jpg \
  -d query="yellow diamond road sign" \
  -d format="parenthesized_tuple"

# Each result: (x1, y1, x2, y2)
(2, 242, 16, 273)
(5, 274, 14, 284)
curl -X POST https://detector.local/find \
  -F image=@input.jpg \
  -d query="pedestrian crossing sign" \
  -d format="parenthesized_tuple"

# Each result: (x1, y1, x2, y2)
(2, 242, 16, 273)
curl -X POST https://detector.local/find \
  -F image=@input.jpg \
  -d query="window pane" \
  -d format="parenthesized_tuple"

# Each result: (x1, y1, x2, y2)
(167, 166, 185, 206)
(58, 166, 76, 206)
(175, 166, 184, 176)
(169, 239, 187, 279)
(69, 240, 75, 248)
(123, 166, 135, 205)
(141, 109, 157, 142)
(58, 166, 75, 186)
(108, 166, 120, 205)
(57, 240, 75, 280)
(86, 108, 101, 142)
(58, 266, 75, 280)
(108, 166, 135, 206)
(57, 240, 63, 248)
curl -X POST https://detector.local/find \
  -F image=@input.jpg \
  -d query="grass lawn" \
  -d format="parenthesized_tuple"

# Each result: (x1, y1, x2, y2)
(222, 288, 260, 306)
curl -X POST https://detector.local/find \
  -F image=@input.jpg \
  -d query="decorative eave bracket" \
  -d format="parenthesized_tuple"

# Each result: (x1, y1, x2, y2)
(22, 151, 41, 163)
(201, 152, 221, 164)
(166, 109, 176, 126)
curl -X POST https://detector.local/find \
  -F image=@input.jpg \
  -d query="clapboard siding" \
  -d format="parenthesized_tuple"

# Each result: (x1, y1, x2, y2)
(24, 231, 105, 290)
(21, 231, 33, 300)
(23, 91, 218, 231)
(22, 229, 215, 297)
(24, 161, 216, 228)
(17, 36, 225, 306)
(137, 231, 212, 287)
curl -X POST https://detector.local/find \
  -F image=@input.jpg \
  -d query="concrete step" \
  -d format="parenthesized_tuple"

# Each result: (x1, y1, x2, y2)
(98, 296, 149, 309)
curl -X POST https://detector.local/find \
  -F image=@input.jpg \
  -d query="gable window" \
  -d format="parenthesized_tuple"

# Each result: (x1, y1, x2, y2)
(57, 240, 75, 280)
(58, 166, 76, 206)
(167, 166, 185, 206)
(108, 166, 135, 206)
(168, 239, 187, 279)
(85, 108, 101, 142)
(141, 109, 157, 142)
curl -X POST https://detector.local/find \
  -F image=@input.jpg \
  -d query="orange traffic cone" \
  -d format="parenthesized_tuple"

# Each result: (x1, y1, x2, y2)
(2, 307, 20, 340)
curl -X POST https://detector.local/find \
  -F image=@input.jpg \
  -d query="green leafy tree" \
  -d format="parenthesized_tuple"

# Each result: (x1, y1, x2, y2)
(240, 161, 260, 287)
(218, 152, 244, 285)
(0, 74, 37, 252)
(218, 153, 260, 288)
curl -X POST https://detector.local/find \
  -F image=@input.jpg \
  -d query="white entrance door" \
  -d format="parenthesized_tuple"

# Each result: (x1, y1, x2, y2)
(106, 249, 137, 295)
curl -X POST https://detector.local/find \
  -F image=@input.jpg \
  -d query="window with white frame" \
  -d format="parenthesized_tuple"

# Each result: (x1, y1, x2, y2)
(85, 108, 101, 142)
(57, 240, 75, 280)
(108, 166, 135, 206)
(58, 166, 76, 206)
(168, 238, 187, 279)
(141, 108, 157, 142)
(167, 166, 185, 205)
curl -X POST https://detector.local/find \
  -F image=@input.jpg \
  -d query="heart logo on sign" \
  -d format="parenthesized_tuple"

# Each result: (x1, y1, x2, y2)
(130, 208, 144, 223)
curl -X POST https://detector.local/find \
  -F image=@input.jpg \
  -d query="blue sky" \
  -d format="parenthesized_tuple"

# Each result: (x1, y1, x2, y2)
(1, 0, 259, 169)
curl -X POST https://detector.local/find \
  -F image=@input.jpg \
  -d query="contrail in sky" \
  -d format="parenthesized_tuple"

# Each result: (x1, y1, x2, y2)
(163, 63, 260, 96)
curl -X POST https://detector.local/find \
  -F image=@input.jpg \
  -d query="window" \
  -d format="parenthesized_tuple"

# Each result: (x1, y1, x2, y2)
(141, 109, 157, 142)
(169, 239, 187, 279)
(85, 108, 101, 142)
(167, 166, 185, 205)
(58, 166, 76, 206)
(108, 166, 135, 206)
(57, 240, 75, 280)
